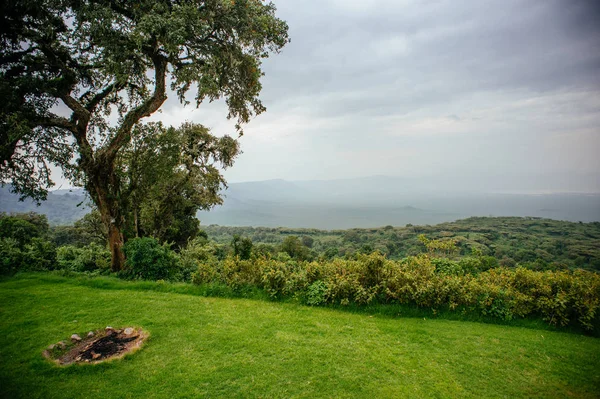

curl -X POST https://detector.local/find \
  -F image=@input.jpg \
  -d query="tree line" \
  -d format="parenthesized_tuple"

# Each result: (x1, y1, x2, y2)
(203, 217, 600, 271)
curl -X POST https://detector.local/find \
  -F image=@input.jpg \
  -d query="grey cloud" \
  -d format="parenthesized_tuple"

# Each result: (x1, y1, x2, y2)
(265, 0, 600, 97)
(154, 0, 600, 190)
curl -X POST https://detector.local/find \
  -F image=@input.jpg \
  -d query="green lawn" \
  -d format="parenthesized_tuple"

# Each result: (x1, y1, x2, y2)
(1, 275, 599, 398)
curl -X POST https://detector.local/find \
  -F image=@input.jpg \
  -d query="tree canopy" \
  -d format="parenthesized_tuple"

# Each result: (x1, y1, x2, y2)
(0, 0, 289, 270)
(120, 122, 240, 248)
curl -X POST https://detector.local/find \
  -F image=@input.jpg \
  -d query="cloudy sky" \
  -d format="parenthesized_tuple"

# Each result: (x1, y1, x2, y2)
(148, 0, 600, 192)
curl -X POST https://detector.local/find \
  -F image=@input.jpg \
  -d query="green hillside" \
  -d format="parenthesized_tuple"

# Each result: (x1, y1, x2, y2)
(204, 217, 600, 271)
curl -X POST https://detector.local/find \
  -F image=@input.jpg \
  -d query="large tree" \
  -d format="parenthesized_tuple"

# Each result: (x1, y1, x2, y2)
(0, 0, 289, 270)
(120, 121, 240, 248)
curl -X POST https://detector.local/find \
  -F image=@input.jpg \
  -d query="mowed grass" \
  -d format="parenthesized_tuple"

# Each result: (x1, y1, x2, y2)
(1, 275, 599, 398)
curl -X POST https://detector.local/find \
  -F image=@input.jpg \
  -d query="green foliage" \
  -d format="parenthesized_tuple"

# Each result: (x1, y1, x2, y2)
(50, 210, 107, 247)
(301, 236, 314, 248)
(121, 237, 181, 281)
(0, 212, 55, 273)
(191, 262, 219, 286)
(261, 259, 289, 298)
(280, 236, 310, 261)
(1, 0, 289, 271)
(0, 212, 49, 247)
(56, 243, 110, 272)
(189, 252, 600, 332)
(231, 235, 253, 260)
(432, 256, 499, 276)
(181, 236, 219, 283)
(0, 237, 56, 273)
(122, 123, 241, 248)
(204, 217, 600, 271)
(1, 0, 290, 200)
(304, 280, 327, 306)
(0, 238, 23, 275)
(22, 238, 57, 271)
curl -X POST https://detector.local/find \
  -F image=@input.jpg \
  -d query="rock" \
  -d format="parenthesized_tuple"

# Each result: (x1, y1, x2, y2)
(87, 331, 95, 338)
(75, 356, 82, 361)
(71, 334, 82, 343)
(105, 326, 115, 335)
(92, 351, 101, 360)
(124, 327, 134, 336)
(57, 341, 66, 350)
(47, 344, 56, 350)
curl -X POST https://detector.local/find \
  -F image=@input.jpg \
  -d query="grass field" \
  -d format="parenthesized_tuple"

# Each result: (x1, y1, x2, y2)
(1, 274, 599, 398)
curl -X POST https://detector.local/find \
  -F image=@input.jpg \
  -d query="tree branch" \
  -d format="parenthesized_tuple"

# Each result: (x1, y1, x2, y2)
(0, 47, 37, 66)
(83, 81, 125, 112)
(58, 94, 95, 165)
(37, 114, 78, 133)
(103, 54, 168, 163)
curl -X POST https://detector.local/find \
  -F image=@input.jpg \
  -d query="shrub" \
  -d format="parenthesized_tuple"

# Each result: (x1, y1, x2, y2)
(0, 213, 53, 273)
(323, 258, 374, 305)
(56, 243, 110, 272)
(0, 212, 49, 247)
(191, 262, 219, 285)
(231, 235, 253, 260)
(432, 258, 463, 275)
(180, 238, 220, 282)
(280, 236, 310, 260)
(222, 257, 262, 291)
(385, 256, 437, 307)
(0, 238, 24, 275)
(23, 238, 57, 271)
(56, 245, 79, 270)
(261, 259, 289, 298)
(305, 280, 327, 306)
(122, 237, 181, 281)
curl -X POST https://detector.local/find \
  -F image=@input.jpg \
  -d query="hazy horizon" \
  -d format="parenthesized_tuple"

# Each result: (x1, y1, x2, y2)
(49, 173, 600, 196)
(7, 178, 599, 228)
(223, 175, 600, 195)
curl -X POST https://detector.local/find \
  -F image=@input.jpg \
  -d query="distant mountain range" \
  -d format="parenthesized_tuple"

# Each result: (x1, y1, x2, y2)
(0, 186, 90, 225)
(2, 177, 599, 228)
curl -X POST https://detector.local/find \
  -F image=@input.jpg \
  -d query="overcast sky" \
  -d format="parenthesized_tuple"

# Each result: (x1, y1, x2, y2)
(146, 0, 600, 192)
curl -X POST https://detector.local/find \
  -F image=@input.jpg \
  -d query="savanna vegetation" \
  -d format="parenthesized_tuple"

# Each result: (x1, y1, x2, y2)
(204, 217, 600, 271)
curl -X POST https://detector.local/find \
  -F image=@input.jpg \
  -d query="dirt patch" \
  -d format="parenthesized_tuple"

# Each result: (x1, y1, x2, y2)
(43, 327, 148, 365)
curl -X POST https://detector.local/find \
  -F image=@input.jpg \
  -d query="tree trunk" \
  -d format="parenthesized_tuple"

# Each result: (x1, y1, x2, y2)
(107, 223, 125, 271)
(133, 204, 140, 238)
(88, 168, 126, 272)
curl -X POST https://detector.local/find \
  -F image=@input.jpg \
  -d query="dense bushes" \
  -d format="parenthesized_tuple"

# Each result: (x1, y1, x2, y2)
(0, 238, 24, 275)
(56, 243, 111, 272)
(189, 253, 600, 332)
(121, 237, 182, 281)
(0, 213, 60, 273)
(0, 212, 49, 247)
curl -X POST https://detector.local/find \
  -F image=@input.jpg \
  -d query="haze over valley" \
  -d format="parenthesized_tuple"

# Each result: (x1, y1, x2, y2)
(198, 176, 600, 228)
(3, 176, 598, 229)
